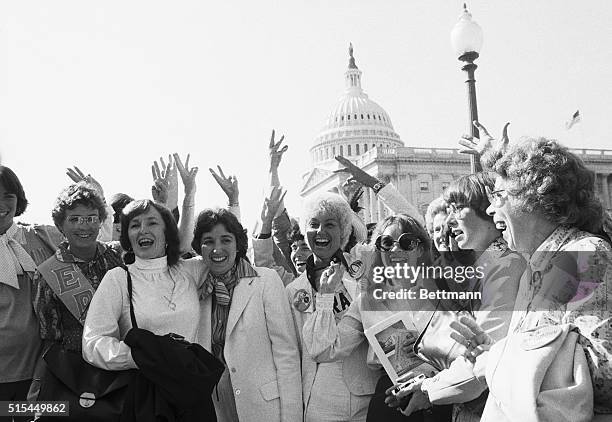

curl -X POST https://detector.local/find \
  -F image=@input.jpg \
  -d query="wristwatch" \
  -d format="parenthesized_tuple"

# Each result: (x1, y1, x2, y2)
(372, 181, 386, 194)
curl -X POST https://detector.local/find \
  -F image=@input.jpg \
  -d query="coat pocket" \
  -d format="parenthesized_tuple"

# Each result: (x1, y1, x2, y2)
(259, 379, 280, 401)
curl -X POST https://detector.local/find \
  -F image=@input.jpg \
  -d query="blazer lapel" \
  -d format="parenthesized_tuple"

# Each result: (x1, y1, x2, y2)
(198, 294, 213, 350)
(225, 277, 257, 336)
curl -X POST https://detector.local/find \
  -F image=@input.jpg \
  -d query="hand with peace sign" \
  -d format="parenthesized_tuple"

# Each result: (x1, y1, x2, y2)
(269, 129, 288, 187)
(66, 166, 105, 200)
(458, 121, 510, 169)
(209, 165, 239, 206)
(173, 153, 198, 199)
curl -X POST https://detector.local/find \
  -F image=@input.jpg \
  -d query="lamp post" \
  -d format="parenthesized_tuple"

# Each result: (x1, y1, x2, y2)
(451, 3, 483, 173)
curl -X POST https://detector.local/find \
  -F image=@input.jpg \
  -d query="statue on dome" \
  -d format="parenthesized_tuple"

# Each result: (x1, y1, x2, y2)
(348, 42, 358, 69)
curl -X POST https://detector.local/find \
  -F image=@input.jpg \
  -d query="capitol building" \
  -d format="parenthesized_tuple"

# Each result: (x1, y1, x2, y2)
(300, 45, 612, 221)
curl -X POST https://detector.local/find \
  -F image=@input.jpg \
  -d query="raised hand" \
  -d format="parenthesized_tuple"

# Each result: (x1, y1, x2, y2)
(209, 165, 239, 206)
(66, 166, 104, 199)
(318, 261, 344, 294)
(174, 153, 198, 198)
(334, 156, 379, 188)
(260, 186, 287, 234)
(458, 121, 510, 160)
(151, 155, 178, 208)
(269, 129, 288, 173)
(449, 315, 493, 362)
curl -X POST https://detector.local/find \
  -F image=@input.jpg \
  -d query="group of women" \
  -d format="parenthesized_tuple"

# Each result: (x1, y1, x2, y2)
(0, 122, 611, 421)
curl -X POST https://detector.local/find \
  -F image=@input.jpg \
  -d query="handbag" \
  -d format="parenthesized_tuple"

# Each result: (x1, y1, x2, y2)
(481, 324, 593, 422)
(36, 266, 138, 422)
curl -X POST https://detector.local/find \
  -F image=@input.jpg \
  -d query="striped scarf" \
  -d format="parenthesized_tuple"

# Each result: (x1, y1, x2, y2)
(202, 259, 258, 362)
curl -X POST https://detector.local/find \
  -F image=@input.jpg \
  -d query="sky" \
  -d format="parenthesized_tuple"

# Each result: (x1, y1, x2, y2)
(1, 0, 611, 230)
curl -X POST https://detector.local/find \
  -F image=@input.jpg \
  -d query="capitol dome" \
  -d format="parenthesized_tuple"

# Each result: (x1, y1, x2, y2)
(310, 44, 404, 167)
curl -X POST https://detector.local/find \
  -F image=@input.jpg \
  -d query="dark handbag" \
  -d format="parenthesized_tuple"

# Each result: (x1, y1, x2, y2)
(36, 266, 138, 422)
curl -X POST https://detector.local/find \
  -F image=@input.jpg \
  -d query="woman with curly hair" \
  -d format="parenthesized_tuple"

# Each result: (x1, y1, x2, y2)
(453, 125, 612, 421)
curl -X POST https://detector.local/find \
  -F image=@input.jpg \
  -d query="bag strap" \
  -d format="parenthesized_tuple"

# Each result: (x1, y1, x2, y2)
(124, 268, 138, 330)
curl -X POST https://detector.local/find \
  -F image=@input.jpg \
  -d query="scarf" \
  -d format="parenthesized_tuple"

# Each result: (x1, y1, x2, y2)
(305, 249, 347, 292)
(201, 258, 258, 362)
(0, 223, 37, 289)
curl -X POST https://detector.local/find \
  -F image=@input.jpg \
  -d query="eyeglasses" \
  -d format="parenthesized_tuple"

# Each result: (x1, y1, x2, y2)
(485, 186, 509, 207)
(66, 215, 100, 225)
(375, 233, 421, 252)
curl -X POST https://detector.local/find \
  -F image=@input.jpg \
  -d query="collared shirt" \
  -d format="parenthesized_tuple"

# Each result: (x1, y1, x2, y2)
(32, 240, 123, 351)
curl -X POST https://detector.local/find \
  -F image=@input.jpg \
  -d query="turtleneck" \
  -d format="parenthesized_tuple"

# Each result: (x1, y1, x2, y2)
(133, 255, 168, 271)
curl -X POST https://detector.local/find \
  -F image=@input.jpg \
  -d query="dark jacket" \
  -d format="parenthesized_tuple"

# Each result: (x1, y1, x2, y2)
(121, 328, 224, 422)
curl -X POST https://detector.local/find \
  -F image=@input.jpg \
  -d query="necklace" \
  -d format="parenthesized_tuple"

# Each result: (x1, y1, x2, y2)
(162, 276, 177, 311)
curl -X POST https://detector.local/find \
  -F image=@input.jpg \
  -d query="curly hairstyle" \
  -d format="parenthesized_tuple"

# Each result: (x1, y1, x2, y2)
(425, 196, 448, 235)
(444, 172, 496, 221)
(492, 137, 603, 232)
(288, 222, 305, 244)
(0, 165, 28, 216)
(370, 213, 432, 266)
(191, 208, 249, 264)
(301, 192, 354, 250)
(52, 182, 108, 228)
(120, 199, 181, 266)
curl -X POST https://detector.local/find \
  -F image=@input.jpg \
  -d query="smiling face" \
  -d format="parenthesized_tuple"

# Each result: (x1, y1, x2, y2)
(305, 210, 343, 263)
(431, 212, 449, 251)
(448, 206, 498, 250)
(60, 204, 101, 251)
(290, 239, 312, 274)
(200, 223, 237, 275)
(379, 223, 423, 268)
(127, 207, 167, 260)
(0, 182, 17, 235)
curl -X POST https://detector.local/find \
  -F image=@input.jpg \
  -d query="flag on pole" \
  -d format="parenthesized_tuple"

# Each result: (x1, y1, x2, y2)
(565, 110, 581, 130)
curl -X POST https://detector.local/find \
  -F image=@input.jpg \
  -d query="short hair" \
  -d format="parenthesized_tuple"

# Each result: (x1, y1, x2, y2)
(492, 137, 603, 232)
(370, 213, 432, 266)
(120, 199, 180, 266)
(52, 182, 108, 228)
(191, 208, 249, 264)
(288, 222, 305, 244)
(444, 172, 496, 221)
(301, 192, 353, 250)
(110, 193, 134, 224)
(0, 166, 28, 216)
(425, 196, 448, 234)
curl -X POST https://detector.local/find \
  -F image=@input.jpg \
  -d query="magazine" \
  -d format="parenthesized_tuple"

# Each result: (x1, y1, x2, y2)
(364, 312, 423, 382)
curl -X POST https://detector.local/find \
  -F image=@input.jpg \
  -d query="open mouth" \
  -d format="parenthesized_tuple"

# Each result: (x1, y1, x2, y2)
(495, 221, 507, 231)
(294, 260, 307, 271)
(314, 237, 330, 248)
(76, 233, 94, 239)
(138, 238, 154, 247)
(211, 255, 228, 263)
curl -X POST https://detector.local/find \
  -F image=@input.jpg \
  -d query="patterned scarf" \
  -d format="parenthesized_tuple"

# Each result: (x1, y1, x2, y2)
(201, 258, 258, 362)
(0, 223, 37, 289)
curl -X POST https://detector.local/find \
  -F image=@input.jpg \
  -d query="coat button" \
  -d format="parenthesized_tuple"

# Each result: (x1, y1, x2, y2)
(231, 367, 236, 373)
(235, 389, 241, 396)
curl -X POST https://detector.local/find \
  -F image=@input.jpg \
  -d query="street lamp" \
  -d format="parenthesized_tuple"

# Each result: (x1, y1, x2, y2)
(451, 3, 483, 173)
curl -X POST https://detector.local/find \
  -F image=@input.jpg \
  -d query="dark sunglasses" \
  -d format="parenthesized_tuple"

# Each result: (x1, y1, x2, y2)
(375, 233, 421, 252)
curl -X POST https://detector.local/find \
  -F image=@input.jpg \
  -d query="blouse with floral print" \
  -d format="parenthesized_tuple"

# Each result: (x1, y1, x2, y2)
(510, 225, 612, 414)
(32, 241, 123, 351)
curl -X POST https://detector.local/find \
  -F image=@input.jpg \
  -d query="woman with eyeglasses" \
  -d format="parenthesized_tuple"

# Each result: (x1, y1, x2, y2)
(382, 173, 525, 422)
(303, 212, 456, 422)
(32, 182, 124, 357)
(452, 125, 612, 420)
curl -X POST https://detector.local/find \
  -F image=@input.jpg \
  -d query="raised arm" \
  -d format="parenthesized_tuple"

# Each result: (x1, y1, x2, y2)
(151, 155, 180, 222)
(458, 121, 510, 170)
(334, 156, 424, 225)
(174, 153, 198, 254)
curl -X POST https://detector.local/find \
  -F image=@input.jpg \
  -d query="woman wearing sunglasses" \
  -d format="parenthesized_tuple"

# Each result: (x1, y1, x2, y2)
(383, 172, 525, 421)
(302, 213, 455, 422)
